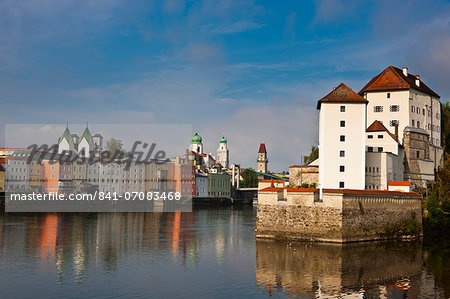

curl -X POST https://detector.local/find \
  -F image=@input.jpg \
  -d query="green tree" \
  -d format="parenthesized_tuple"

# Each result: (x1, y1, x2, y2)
(425, 153, 450, 230)
(441, 102, 450, 154)
(241, 168, 258, 188)
(105, 138, 125, 157)
(303, 145, 318, 165)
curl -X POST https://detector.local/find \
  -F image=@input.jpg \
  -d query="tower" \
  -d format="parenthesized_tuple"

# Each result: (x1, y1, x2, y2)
(78, 126, 94, 158)
(58, 126, 76, 154)
(318, 83, 367, 190)
(190, 133, 203, 154)
(217, 136, 229, 168)
(257, 143, 268, 173)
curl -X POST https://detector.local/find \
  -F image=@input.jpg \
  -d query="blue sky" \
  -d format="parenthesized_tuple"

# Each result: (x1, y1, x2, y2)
(1, 0, 449, 171)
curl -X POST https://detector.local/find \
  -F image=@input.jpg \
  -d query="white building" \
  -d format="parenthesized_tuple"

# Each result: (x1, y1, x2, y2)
(190, 133, 203, 154)
(318, 83, 367, 190)
(58, 127, 76, 154)
(5, 157, 29, 190)
(119, 161, 146, 195)
(87, 161, 100, 187)
(365, 120, 404, 190)
(98, 162, 120, 194)
(216, 137, 229, 168)
(360, 66, 443, 185)
(57, 126, 103, 158)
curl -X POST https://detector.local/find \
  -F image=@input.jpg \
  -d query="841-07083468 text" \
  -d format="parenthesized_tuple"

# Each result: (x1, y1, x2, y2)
(9, 191, 183, 201)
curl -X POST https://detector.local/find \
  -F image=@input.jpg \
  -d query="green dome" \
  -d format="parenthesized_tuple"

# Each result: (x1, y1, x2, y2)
(219, 136, 227, 143)
(191, 133, 202, 144)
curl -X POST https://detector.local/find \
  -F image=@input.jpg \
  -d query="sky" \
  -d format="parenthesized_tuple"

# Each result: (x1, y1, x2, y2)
(1, 0, 449, 171)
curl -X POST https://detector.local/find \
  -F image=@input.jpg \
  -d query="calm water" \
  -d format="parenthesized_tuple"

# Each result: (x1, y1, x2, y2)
(0, 206, 449, 298)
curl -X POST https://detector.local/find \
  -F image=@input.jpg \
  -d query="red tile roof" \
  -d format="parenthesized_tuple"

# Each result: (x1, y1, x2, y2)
(259, 179, 285, 183)
(317, 83, 367, 109)
(260, 187, 421, 197)
(258, 143, 267, 154)
(259, 187, 283, 192)
(286, 188, 317, 192)
(289, 165, 319, 168)
(323, 188, 420, 197)
(359, 66, 439, 98)
(388, 181, 412, 186)
(366, 120, 398, 142)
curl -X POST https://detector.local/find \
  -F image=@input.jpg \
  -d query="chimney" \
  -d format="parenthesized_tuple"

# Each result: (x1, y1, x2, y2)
(402, 67, 408, 76)
(394, 124, 399, 141)
(415, 75, 420, 87)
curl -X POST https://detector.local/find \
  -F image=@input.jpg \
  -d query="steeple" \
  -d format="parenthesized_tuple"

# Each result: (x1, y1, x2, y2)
(257, 143, 268, 173)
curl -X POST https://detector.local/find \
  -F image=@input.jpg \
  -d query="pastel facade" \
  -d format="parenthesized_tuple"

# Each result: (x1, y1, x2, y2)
(195, 173, 208, 198)
(207, 173, 231, 198)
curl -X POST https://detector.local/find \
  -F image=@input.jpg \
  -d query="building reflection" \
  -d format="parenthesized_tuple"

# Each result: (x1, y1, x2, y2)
(0, 210, 447, 298)
(255, 239, 444, 298)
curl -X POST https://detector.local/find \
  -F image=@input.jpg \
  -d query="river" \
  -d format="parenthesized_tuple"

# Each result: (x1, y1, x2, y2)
(0, 206, 449, 298)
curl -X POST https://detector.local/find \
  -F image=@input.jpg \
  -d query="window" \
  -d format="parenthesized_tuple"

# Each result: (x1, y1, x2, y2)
(339, 150, 345, 157)
(417, 121, 420, 128)
(412, 120, 415, 126)
(390, 105, 399, 112)
(387, 92, 390, 98)
(340, 135, 345, 142)
(378, 135, 383, 139)
(368, 135, 373, 139)
(340, 120, 345, 127)
(340, 106, 345, 112)
(437, 113, 439, 119)
(339, 181, 345, 188)
(378, 147, 383, 152)
(390, 120, 399, 127)
(423, 108, 425, 115)
(416, 151, 420, 158)
(368, 147, 373, 152)
(374, 106, 383, 112)
(412, 106, 415, 113)
(339, 165, 345, 172)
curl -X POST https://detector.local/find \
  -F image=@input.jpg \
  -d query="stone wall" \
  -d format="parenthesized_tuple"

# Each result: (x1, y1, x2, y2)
(256, 188, 423, 243)
(289, 166, 319, 187)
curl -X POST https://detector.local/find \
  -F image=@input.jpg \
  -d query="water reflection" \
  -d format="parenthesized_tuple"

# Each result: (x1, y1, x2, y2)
(0, 209, 448, 298)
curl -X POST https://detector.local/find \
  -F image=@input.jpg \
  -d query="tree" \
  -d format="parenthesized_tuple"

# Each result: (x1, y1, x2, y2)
(425, 153, 450, 230)
(303, 145, 318, 165)
(105, 138, 125, 156)
(241, 168, 258, 188)
(441, 102, 450, 154)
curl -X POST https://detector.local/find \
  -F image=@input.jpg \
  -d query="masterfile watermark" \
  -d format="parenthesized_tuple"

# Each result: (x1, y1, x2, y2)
(26, 141, 168, 170)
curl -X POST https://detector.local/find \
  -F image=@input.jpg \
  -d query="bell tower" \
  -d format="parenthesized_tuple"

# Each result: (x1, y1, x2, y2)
(257, 143, 268, 173)
(217, 137, 229, 168)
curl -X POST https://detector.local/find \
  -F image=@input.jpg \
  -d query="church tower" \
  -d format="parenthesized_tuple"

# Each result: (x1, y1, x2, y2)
(217, 137, 229, 168)
(257, 143, 268, 173)
(190, 133, 203, 154)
